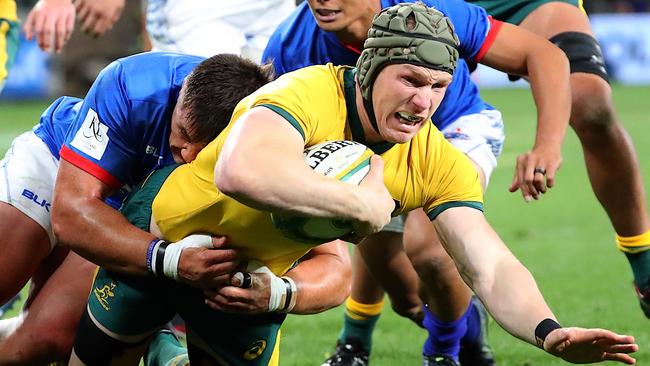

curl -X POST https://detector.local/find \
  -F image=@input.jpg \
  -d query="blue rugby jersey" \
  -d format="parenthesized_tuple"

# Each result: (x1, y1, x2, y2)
(33, 52, 203, 205)
(263, 0, 502, 129)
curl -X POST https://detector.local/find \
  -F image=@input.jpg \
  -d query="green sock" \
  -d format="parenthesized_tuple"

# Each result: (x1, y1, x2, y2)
(144, 330, 189, 366)
(338, 313, 380, 352)
(626, 250, 650, 291)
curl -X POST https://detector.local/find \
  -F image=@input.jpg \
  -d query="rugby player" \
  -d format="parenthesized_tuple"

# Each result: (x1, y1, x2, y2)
(70, 3, 638, 365)
(263, 0, 569, 364)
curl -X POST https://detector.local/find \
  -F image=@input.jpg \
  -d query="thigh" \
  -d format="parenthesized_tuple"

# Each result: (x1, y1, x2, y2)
(467, 0, 582, 25)
(0, 133, 58, 302)
(176, 288, 285, 366)
(88, 268, 176, 341)
(518, 1, 594, 38)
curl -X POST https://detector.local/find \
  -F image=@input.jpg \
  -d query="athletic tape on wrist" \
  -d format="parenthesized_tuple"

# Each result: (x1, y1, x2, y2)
(534, 318, 562, 348)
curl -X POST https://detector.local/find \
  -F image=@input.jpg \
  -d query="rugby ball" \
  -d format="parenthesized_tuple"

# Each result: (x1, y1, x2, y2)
(271, 140, 373, 243)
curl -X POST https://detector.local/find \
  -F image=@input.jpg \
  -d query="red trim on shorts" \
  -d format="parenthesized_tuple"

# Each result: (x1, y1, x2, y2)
(59, 146, 122, 189)
(475, 17, 504, 62)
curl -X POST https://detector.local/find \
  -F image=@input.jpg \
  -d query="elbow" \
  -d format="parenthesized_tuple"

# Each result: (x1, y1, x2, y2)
(51, 204, 74, 247)
(214, 158, 259, 200)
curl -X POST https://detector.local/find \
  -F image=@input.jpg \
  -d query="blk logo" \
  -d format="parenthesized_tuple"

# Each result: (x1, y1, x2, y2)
(21, 189, 51, 212)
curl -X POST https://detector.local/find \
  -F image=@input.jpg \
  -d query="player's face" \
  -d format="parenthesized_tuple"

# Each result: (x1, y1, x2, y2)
(307, 0, 375, 31)
(371, 64, 451, 143)
(170, 88, 207, 163)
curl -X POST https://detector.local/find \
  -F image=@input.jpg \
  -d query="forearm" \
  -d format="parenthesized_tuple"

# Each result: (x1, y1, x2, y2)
(285, 241, 352, 314)
(215, 109, 369, 222)
(434, 208, 556, 346)
(468, 254, 556, 345)
(52, 197, 156, 275)
(218, 157, 368, 221)
(526, 44, 571, 151)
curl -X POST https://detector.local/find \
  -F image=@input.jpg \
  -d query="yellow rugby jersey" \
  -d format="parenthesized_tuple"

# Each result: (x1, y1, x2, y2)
(0, 0, 17, 86)
(153, 64, 483, 275)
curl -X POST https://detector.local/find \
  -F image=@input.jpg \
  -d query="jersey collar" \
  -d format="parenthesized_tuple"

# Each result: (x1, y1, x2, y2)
(343, 68, 395, 155)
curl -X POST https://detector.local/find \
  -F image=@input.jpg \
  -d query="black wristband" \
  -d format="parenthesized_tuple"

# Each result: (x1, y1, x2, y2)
(154, 241, 170, 277)
(534, 318, 562, 348)
(279, 277, 293, 312)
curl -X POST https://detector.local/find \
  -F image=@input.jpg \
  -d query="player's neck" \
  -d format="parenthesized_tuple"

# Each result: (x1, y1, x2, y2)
(355, 84, 383, 144)
(334, 3, 380, 50)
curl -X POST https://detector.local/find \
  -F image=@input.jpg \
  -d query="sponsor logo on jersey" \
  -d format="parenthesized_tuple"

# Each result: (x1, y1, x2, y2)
(21, 189, 51, 212)
(243, 339, 267, 360)
(70, 108, 110, 160)
(94, 282, 117, 311)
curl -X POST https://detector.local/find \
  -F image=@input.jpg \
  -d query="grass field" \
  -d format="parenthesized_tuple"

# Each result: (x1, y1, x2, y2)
(1, 85, 649, 365)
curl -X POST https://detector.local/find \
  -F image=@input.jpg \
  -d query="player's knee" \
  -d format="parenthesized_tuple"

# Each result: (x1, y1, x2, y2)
(570, 85, 616, 139)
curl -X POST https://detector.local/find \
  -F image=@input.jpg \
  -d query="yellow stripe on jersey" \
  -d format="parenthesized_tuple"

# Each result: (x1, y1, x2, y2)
(152, 64, 483, 277)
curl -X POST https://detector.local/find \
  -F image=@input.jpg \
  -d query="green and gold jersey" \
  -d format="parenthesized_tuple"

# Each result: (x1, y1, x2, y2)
(0, 0, 17, 88)
(153, 64, 483, 275)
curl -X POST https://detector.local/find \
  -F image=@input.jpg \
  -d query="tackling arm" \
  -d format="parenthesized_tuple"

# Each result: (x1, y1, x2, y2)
(52, 161, 239, 286)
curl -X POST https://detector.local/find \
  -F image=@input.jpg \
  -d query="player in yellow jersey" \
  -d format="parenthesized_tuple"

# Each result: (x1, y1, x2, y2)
(0, 0, 17, 92)
(70, 3, 638, 365)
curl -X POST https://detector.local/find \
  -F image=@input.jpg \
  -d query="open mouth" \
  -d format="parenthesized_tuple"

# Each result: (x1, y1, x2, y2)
(395, 111, 423, 125)
(314, 8, 341, 21)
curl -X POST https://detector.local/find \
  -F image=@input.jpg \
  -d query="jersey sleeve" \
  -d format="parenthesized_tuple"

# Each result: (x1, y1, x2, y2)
(427, 0, 495, 61)
(60, 60, 139, 189)
(421, 132, 484, 220)
(248, 66, 343, 145)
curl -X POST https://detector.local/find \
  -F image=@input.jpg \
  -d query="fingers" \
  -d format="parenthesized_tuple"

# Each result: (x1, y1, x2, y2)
(603, 352, 637, 365)
(510, 150, 561, 202)
(363, 155, 384, 184)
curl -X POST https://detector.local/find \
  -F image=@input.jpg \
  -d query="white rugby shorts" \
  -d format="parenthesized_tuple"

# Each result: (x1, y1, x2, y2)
(147, 0, 295, 62)
(441, 109, 505, 186)
(0, 131, 58, 246)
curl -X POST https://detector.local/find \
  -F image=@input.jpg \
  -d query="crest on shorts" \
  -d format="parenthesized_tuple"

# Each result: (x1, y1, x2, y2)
(93, 282, 117, 311)
(243, 339, 267, 360)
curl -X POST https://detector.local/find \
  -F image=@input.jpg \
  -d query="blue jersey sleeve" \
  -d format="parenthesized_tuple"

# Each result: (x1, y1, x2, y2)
(419, 0, 492, 60)
(60, 59, 138, 188)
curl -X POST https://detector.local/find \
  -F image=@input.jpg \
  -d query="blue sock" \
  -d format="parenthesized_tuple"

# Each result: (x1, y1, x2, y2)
(422, 304, 472, 361)
(461, 299, 481, 345)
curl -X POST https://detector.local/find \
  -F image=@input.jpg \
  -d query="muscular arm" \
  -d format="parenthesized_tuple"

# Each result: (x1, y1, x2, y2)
(433, 206, 554, 344)
(433, 207, 639, 363)
(52, 160, 238, 285)
(481, 22, 571, 199)
(205, 240, 352, 314)
(52, 160, 155, 275)
(214, 107, 393, 235)
(285, 240, 352, 314)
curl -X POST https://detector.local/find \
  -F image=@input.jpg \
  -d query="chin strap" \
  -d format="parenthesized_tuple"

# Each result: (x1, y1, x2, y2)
(362, 96, 380, 134)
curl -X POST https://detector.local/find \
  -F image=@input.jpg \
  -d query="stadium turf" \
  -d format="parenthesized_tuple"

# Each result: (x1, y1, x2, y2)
(1, 85, 648, 365)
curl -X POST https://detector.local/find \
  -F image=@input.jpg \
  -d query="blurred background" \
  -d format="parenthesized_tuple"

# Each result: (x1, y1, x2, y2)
(1, 0, 649, 100)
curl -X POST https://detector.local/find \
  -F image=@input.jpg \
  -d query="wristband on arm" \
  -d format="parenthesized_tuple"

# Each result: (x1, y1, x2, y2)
(145, 234, 214, 280)
(534, 318, 562, 348)
(146, 239, 169, 276)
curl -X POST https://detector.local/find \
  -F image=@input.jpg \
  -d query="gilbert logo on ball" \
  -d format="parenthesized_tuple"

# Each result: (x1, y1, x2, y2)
(271, 140, 374, 243)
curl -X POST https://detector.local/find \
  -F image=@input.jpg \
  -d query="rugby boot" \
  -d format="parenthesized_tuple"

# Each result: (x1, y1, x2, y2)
(634, 283, 650, 318)
(321, 339, 369, 366)
(422, 354, 460, 366)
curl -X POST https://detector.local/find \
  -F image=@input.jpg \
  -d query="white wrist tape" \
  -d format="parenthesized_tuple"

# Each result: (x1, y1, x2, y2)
(248, 264, 297, 313)
(162, 234, 214, 280)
